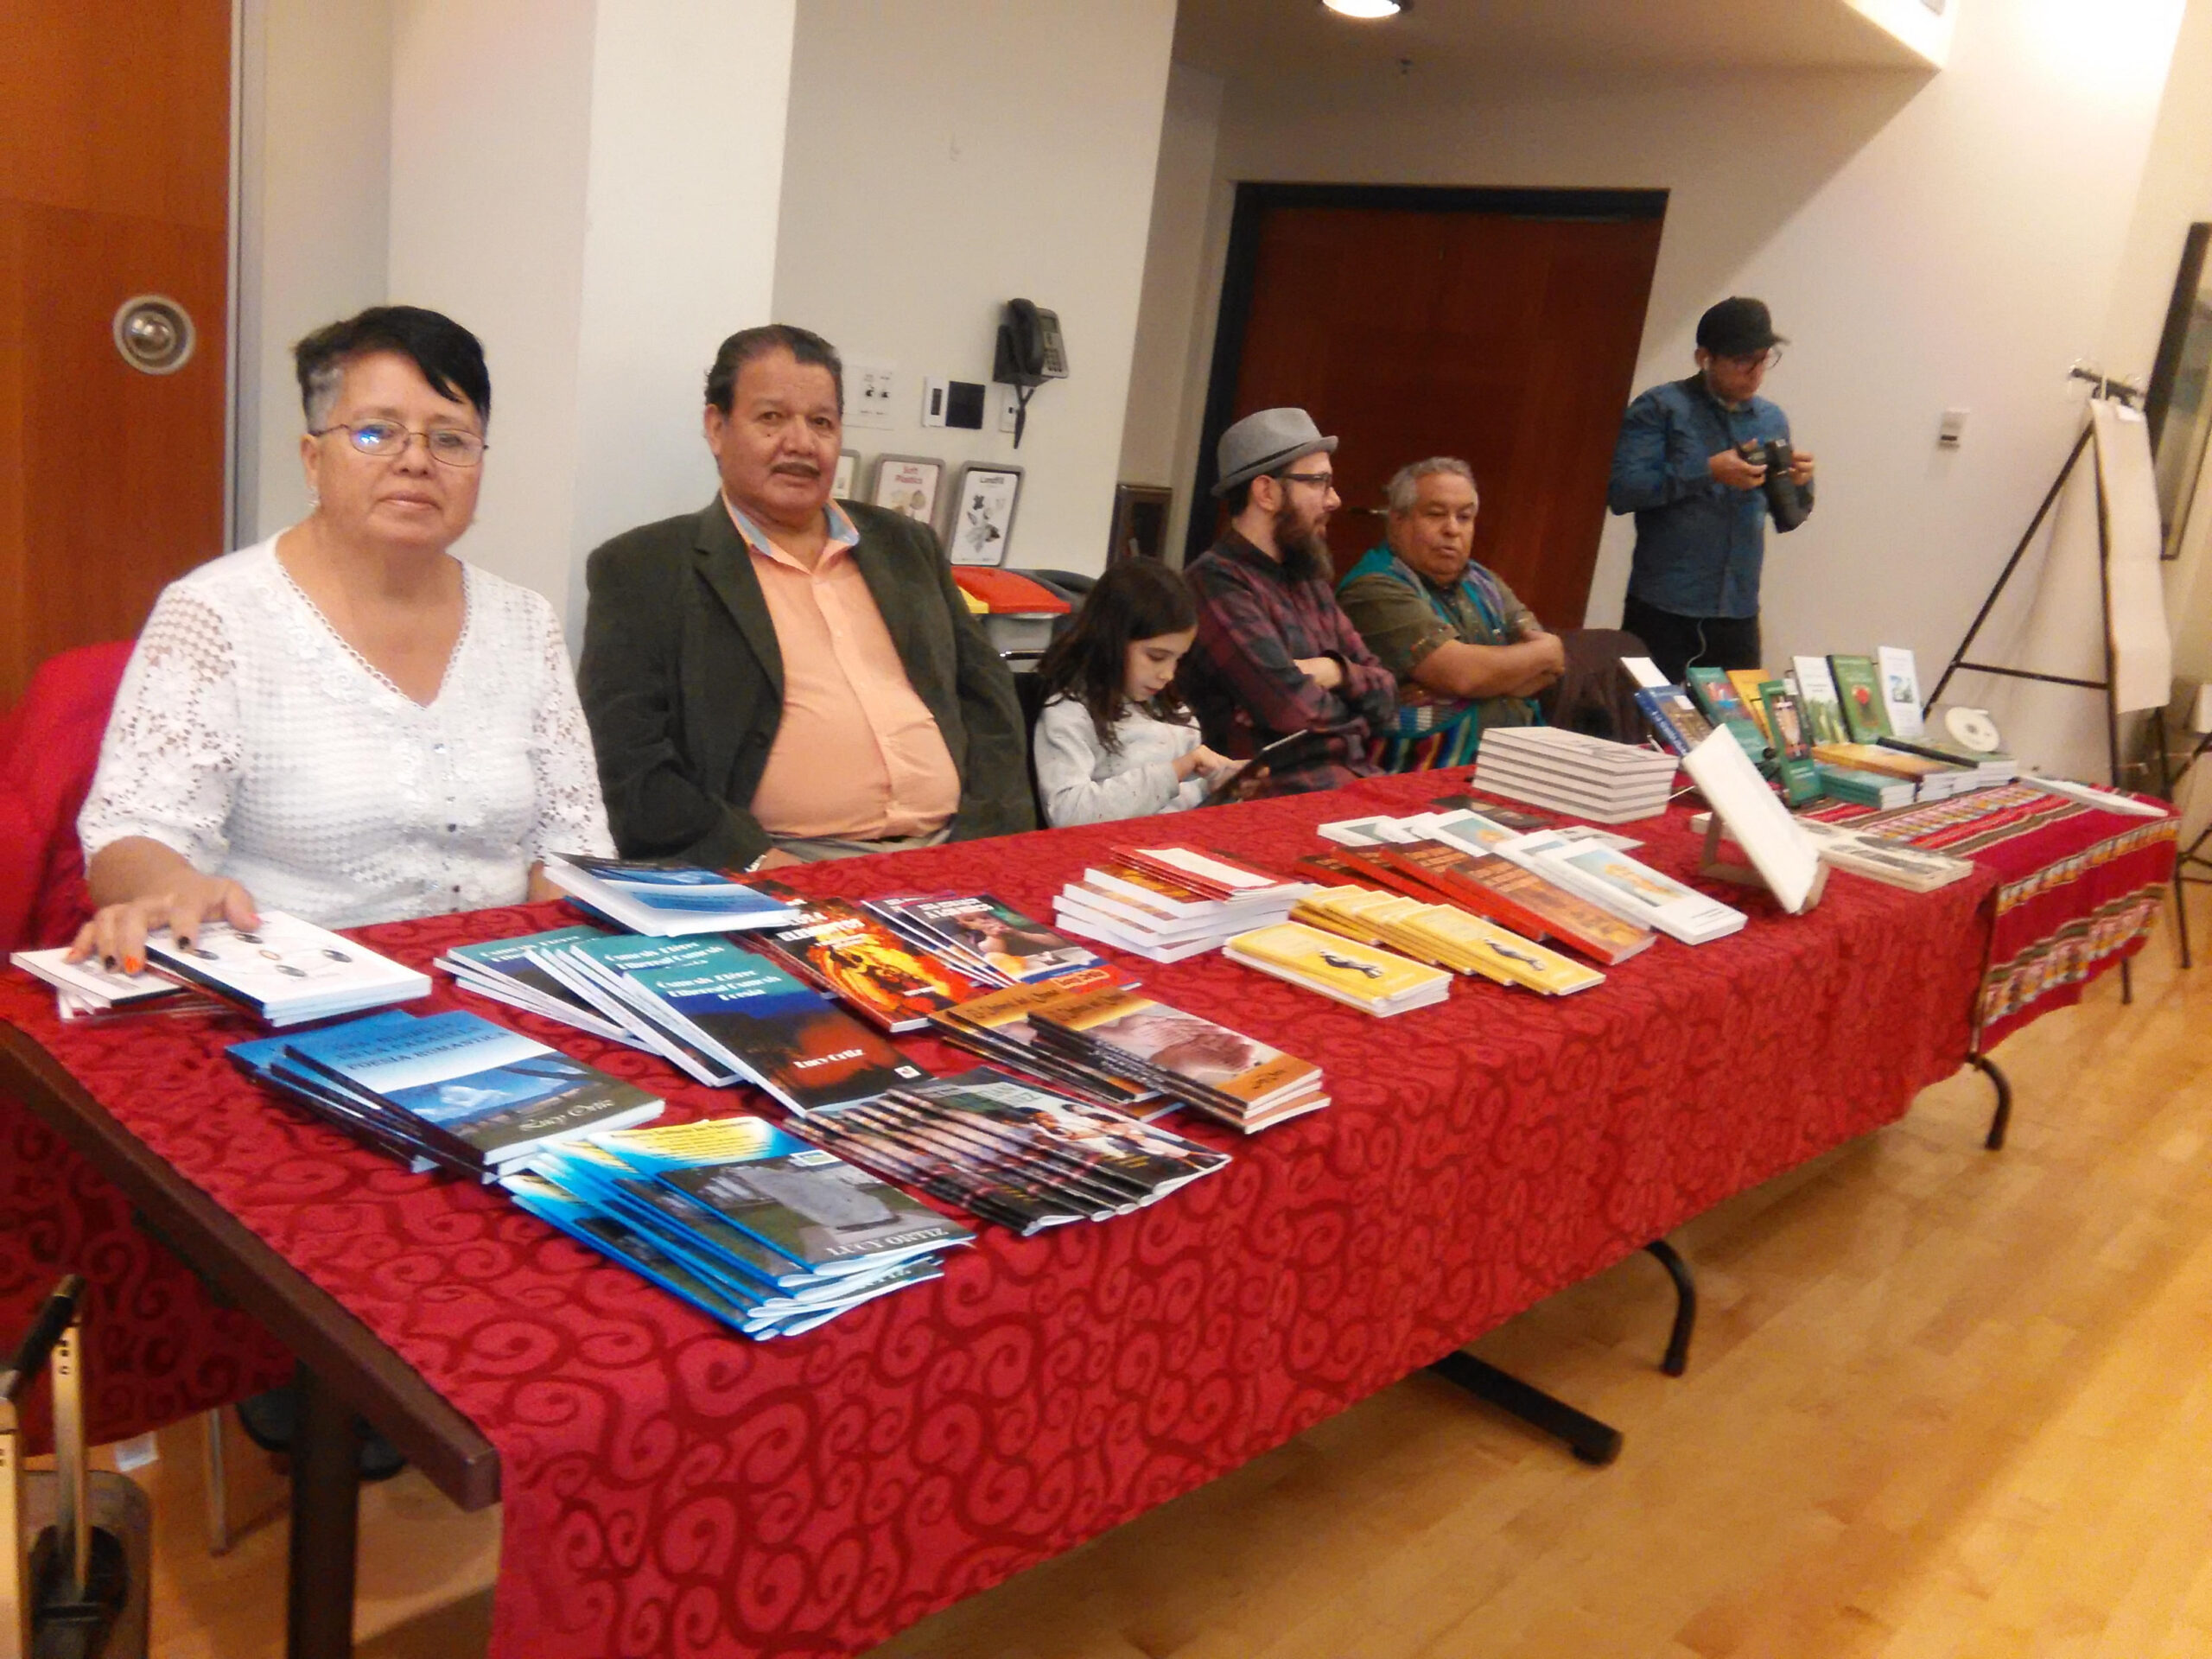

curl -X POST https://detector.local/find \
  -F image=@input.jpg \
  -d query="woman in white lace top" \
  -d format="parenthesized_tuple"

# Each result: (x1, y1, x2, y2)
(73, 305, 613, 970)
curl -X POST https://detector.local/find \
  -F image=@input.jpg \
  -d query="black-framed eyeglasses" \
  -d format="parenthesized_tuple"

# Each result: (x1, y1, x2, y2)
(313, 421, 487, 467)
(1274, 470, 1336, 490)
(1716, 346, 1782, 371)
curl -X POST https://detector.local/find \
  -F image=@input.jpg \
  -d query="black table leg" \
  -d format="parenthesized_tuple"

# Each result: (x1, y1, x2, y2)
(1427, 1351, 1623, 1466)
(1643, 1239, 1696, 1377)
(286, 1364, 361, 1659)
(1971, 1053, 2013, 1151)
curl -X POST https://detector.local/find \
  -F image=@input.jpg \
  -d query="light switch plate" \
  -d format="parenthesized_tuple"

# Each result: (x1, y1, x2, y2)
(1938, 407, 1968, 448)
(848, 359, 896, 429)
(921, 376, 950, 428)
(997, 385, 1021, 434)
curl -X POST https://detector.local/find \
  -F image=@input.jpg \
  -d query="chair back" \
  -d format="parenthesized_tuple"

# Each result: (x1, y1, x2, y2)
(0, 643, 134, 956)
(1537, 628, 1649, 745)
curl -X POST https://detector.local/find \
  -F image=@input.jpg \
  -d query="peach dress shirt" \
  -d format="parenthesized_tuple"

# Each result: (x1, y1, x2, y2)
(729, 499, 962, 840)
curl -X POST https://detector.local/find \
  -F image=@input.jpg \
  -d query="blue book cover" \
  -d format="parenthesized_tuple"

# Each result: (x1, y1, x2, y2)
(502, 1169, 764, 1334)
(548, 855, 802, 935)
(593, 1117, 972, 1272)
(607, 940, 927, 1114)
(283, 1009, 661, 1161)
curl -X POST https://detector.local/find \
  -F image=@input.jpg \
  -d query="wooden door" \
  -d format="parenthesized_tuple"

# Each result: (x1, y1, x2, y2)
(1194, 187, 1665, 628)
(0, 0, 232, 704)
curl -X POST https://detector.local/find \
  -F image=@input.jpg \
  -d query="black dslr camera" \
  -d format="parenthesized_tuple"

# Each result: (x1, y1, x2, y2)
(1738, 438, 1810, 531)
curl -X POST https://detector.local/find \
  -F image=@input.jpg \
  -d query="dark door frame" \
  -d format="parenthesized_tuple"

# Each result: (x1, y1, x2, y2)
(1185, 181, 1670, 565)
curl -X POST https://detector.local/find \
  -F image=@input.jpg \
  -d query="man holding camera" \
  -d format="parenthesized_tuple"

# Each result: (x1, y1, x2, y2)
(1606, 296, 1815, 684)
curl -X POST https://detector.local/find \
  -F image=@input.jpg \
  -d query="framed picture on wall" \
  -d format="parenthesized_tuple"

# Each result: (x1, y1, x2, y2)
(1108, 483, 1172, 564)
(832, 450, 859, 499)
(870, 455, 944, 527)
(945, 463, 1024, 566)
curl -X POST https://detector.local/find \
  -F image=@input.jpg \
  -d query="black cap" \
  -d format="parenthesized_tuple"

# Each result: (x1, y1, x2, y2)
(1696, 296, 1784, 357)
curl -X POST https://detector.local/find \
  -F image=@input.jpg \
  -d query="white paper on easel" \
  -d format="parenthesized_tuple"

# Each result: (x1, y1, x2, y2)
(2092, 398, 2173, 714)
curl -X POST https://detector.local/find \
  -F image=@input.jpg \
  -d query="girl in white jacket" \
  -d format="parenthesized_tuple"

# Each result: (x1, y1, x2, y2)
(1031, 559, 1245, 827)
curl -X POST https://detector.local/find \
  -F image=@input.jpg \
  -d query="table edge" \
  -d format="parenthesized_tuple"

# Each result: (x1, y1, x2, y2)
(1, 1020, 501, 1512)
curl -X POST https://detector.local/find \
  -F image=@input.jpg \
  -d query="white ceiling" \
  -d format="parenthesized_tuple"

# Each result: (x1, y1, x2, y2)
(1172, 0, 1938, 85)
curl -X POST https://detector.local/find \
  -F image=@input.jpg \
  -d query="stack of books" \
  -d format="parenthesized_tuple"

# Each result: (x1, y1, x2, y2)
(10, 948, 226, 1020)
(1878, 732, 2017, 787)
(927, 975, 1159, 1114)
(230, 1007, 663, 1179)
(862, 894, 1102, 986)
(542, 854, 803, 935)
(1812, 761, 1916, 807)
(1288, 891, 1602, 995)
(1223, 920, 1455, 1015)
(518, 1116, 972, 1338)
(438, 924, 645, 1044)
(1053, 845, 1312, 962)
(1020, 981, 1330, 1132)
(143, 914, 431, 1027)
(1496, 829, 1746, 945)
(1300, 824, 1656, 967)
(1786, 818, 1978, 892)
(1471, 728, 1680, 823)
(787, 1067, 1230, 1236)
(523, 932, 931, 1110)
(753, 896, 989, 1031)
(1811, 741, 1979, 802)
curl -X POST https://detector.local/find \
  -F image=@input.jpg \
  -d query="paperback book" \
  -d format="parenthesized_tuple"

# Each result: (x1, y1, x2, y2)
(146, 913, 431, 1027)
(1370, 838, 1655, 965)
(755, 897, 988, 1031)
(1634, 685, 1718, 756)
(1224, 919, 1453, 1016)
(543, 854, 803, 935)
(571, 936, 930, 1114)
(1789, 655, 1851, 746)
(1026, 983, 1328, 1132)
(866, 894, 1101, 986)
(238, 1007, 663, 1173)
(1827, 655, 1892, 743)
(10, 948, 223, 1020)
(436, 925, 642, 1045)
(595, 1115, 973, 1274)
(791, 1067, 1230, 1236)
(1685, 667, 1775, 766)
(928, 973, 1159, 1111)
(1497, 830, 1746, 945)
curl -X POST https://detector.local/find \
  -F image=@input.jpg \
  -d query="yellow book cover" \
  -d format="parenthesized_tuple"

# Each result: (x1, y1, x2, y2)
(1421, 912, 1605, 995)
(1227, 922, 1449, 1003)
(1728, 670, 1775, 741)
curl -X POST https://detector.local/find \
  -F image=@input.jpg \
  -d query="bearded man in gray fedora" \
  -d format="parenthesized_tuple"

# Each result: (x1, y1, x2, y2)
(1177, 408, 1396, 794)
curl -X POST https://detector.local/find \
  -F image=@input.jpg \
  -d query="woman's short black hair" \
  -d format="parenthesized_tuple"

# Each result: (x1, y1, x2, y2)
(705, 324, 844, 414)
(294, 306, 490, 429)
(1033, 558, 1200, 753)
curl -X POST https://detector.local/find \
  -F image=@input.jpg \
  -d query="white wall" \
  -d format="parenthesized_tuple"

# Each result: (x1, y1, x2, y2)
(233, 0, 393, 543)
(567, 0, 795, 626)
(1131, 0, 2191, 707)
(385, 0, 793, 620)
(1117, 60, 1224, 500)
(773, 0, 1177, 576)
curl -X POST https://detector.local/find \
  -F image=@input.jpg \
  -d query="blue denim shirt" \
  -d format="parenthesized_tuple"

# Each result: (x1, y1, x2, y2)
(1606, 375, 1808, 620)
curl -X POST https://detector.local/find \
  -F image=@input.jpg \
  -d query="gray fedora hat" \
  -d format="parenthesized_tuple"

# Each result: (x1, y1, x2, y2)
(1211, 407, 1338, 497)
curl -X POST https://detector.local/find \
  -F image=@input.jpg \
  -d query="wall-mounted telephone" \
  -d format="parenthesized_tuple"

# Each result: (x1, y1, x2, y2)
(995, 298, 1067, 448)
(995, 299, 1068, 386)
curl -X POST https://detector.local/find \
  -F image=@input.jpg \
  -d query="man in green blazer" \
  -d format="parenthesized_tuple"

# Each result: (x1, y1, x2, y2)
(579, 324, 1032, 868)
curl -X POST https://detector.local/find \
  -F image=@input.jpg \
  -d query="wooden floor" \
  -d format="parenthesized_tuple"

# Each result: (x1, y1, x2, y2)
(111, 883, 2212, 1658)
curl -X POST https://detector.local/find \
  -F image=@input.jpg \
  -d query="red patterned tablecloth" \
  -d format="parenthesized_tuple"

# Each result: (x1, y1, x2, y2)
(1803, 783, 2177, 1050)
(2, 779, 2002, 1656)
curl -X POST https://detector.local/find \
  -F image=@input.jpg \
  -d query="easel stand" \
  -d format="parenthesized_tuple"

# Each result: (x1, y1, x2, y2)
(1925, 382, 2189, 1147)
(1699, 817, 1831, 912)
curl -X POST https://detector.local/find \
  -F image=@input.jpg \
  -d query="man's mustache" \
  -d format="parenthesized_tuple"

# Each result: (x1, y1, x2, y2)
(771, 459, 821, 477)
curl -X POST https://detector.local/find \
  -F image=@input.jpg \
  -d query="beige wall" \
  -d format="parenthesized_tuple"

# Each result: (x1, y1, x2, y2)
(234, 0, 393, 544)
(1128, 0, 2193, 707)
(773, 0, 1176, 576)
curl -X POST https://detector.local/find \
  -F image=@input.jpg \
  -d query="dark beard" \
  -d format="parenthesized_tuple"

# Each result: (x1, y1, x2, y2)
(1269, 499, 1328, 582)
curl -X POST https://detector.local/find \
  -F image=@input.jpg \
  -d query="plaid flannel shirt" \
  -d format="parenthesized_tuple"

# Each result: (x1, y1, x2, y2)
(1178, 530, 1397, 793)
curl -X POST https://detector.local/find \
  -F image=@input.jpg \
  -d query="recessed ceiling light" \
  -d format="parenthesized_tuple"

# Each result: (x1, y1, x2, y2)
(1322, 0, 1406, 18)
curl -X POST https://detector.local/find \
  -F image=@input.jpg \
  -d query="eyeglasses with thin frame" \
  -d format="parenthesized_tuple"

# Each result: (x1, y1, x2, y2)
(313, 421, 487, 467)
(1714, 346, 1782, 372)
(1274, 470, 1336, 490)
